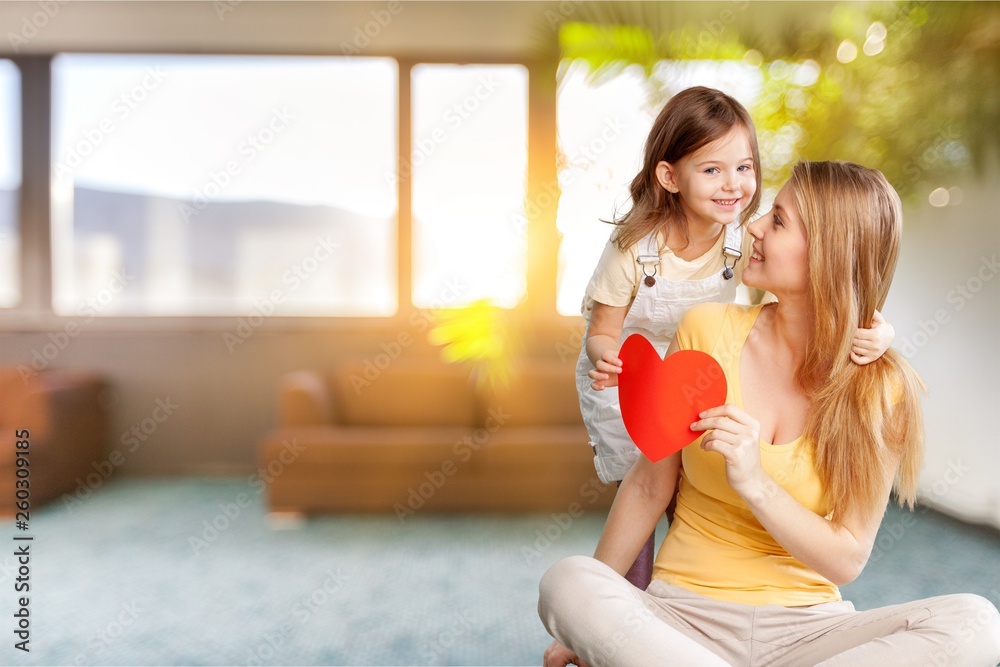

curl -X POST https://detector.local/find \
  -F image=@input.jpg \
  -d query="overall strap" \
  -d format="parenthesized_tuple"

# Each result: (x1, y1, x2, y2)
(635, 231, 661, 287)
(721, 219, 743, 280)
(636, 231, 661, 267)
(723, 219, 743, 260)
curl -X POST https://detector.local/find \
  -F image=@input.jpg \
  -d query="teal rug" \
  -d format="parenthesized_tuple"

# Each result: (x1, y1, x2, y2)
(5, 478, 998, 666)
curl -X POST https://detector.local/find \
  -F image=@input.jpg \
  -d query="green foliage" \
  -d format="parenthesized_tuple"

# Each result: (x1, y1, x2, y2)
(558, 1, 1000, 201)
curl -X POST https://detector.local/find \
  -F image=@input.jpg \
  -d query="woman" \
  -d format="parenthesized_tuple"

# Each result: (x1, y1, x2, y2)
(538, 161, 1000, 666)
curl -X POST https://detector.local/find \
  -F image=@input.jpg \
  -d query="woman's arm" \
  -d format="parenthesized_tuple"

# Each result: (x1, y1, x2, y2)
(585, 301, 630, 390)
(692, 404, 895, 585)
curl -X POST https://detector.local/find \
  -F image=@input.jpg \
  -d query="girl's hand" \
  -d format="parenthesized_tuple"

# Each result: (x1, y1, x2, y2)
(851, 309, 895, 365)
(543, 640, 590, 667)
(691, 404, 767, 498)
(588, 349, 623, 390)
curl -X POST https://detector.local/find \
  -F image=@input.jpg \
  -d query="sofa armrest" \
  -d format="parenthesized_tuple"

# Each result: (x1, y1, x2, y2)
(278, 370, 332, 427)
(35, 371, 109, 464)
(0, 369, 109, 512)
(0, 369, 108, 463)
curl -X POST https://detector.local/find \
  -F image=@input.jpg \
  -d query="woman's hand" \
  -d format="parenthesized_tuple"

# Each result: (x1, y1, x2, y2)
(588, 349, 623, 390)
(543, 640, 591, 667)
(691, 404, 768, 499)
(851, 309, 895, 365)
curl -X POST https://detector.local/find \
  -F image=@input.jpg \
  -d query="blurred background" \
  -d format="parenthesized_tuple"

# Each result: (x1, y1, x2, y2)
(0, 1, 997, 665)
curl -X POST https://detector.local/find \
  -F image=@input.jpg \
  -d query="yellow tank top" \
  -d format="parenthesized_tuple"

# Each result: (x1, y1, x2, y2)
(651, 302, 842, 606)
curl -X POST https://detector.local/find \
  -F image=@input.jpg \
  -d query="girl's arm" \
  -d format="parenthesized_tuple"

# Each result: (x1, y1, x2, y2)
(851, 309, 895, 365)
(692, 405, 895, 585)
(585, 301, 630, 390)
(593, 451, 680, 575)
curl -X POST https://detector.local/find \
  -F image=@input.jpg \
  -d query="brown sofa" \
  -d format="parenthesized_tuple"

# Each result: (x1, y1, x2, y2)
(258, 357, 615, 515)
(0, 367, 109, 515)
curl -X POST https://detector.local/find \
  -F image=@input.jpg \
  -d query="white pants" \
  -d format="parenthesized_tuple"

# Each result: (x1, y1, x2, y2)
(539, 556, 1000, 667)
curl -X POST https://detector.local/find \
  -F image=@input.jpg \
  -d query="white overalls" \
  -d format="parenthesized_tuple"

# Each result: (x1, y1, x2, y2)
(575, 221, 743, 484)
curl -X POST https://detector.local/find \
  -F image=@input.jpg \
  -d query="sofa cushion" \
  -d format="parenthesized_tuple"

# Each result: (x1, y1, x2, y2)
(330, 360, 478, 427)
(264, 426, 476, 465)
(257, 423, 614, 514)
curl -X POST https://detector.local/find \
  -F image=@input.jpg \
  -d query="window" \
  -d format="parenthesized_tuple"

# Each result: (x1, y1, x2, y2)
(51, 54, 397, 316)
(0, 60, 20, 308)
(411, 64, 528, 309)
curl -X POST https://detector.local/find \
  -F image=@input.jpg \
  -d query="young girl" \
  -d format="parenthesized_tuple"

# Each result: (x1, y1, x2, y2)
(575, 87, 894, 589)
(544, 160, 1000, 667)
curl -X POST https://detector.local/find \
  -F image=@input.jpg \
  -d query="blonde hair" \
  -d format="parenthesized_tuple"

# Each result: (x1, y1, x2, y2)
(791, 161, 924, 524)
(611, 86, 762, 252)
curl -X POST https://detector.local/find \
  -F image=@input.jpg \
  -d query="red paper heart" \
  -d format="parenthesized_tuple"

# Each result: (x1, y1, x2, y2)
(618, 334, 728, 462)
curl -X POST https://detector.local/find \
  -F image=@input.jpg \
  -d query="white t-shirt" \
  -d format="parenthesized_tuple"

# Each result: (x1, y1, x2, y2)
(582, 228, 755, 318)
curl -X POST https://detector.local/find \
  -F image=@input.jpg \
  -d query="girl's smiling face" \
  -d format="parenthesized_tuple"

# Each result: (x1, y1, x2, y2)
(657, 125, 757, 231)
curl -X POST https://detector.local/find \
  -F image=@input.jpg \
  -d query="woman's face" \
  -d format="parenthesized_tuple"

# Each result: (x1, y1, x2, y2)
(743, 182, 809, 297)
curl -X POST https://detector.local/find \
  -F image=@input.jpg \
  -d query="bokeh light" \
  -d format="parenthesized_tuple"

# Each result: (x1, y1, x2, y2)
(837, 40, 858, 63)
(928, 187, 950, 207)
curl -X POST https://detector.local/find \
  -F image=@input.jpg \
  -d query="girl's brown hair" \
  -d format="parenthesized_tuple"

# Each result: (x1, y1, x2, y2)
(612, 86, 762, 252)
(792, 160, 924, 523)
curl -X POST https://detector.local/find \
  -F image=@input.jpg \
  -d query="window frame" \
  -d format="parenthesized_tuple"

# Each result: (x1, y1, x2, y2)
(0, 57, 23, 309)
(2, 52, 565, 333)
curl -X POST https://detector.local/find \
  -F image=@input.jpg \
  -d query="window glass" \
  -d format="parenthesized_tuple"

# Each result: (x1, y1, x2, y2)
(411, 64, 528, 309)
(0, 60, 20, 307)
(52, 54, 397, 316)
